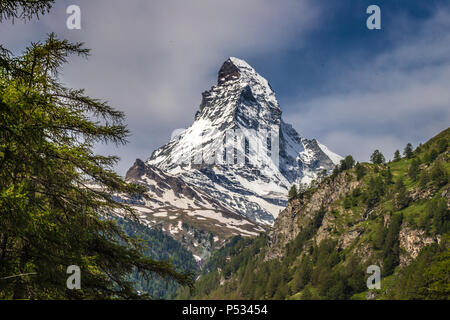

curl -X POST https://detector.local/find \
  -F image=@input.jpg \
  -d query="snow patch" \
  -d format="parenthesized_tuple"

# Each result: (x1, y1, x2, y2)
(318, 141, 343, 165)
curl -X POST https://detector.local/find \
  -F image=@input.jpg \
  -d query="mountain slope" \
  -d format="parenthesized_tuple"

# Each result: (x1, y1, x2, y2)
(121, 159, 266, 263)
(135, 57, 341, 227)
(179, 127, 449, 300)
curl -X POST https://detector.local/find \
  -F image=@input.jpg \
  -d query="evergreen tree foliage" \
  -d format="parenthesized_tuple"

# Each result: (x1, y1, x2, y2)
(0, 35, 192, 299)
(370, 150, 385, 165)
(394, 179, 410, 210)
(364, 175, 385, 207)
(403, 143, 414, 159)
(373, 218, 386, 250)
(116, 218, 198, 299)
(429, 149, 439, 162)
(430, 161, 449, 187)
(437, 139, 448, 154)
(388, 239, 450, 299)
(426, 198, 450, 235)
(418, 170, 430, 188)
(382, 214, 403, 276)
(385, 166, 393, 185)
(292, 256, 312, 293)
(0, 0, 54, 22)
(339, 155, 355, 171)
(288, 184, 298, 200)
(355, 162, 366, 181)
(408, 158, 421, 181)
(393, 150, 401, 162)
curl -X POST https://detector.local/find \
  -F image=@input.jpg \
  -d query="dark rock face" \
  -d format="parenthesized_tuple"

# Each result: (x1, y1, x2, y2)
(218, 59, 241, 85)
(125, 158, 147, 180)
(127, 160, 203, 202)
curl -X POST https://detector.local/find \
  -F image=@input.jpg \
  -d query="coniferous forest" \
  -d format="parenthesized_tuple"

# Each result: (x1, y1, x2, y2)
(178, 130, 449, 300)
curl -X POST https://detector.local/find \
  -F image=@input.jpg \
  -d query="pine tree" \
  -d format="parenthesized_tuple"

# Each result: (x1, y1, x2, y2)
(408, 159, 420, 181)
(418, 170, 430, 188)
(0, 1, 54, 70)
(386, 167, 393, 184)
(343, 256, 366, 293)
(370, 150, 385, 165)
(355, 162, 366, 180)
(393, 150, 401, 162)
(292, 257, 312, 293)
(422, 152, 432, 164)
(339, 155, 355, 171)
(0, 0, 54, 22)
(394, 182, 410, 210)
(429, 149, 438, 162)
(373, 219, 386, 249)
(414, 143, 423, 155)
(437, 139, 448, 154)
(430, 161, 449, 187)
(343, 197, 352, 209)
(265, 272, 278, 298)
(382, 214, 403, 276)
(288, 184, 298, 200)
(0, 32, 192, 299)
(403, 143, 414, 159)
(429, 198, 449, 234)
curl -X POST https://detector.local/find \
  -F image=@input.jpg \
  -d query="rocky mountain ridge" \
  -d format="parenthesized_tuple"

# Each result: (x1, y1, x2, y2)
(122, 159, 266, 262)
(120, 57, 342, 262)
(145, 57, 341, 225)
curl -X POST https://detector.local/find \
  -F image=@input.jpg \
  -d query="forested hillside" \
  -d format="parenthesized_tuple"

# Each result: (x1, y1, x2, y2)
(178, 128, 449, 300)
(116, 218, 198, 299)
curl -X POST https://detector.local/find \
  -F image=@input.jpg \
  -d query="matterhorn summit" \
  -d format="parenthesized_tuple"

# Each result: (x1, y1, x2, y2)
(126, 57, 342, 229)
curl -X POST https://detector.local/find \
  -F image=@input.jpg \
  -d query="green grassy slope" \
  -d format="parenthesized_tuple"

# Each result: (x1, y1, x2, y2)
(178, 128, 450, 300)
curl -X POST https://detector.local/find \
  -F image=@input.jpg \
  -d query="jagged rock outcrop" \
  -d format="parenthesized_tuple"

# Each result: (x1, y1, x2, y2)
(266, 171, 362, 260)
(399, 225, 441, 267)
(126, 159, 202, 201)
(337, 228, 364, 251)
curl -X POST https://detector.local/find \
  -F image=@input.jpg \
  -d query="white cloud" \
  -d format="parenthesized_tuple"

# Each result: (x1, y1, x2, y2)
(3, 1, 449, 172)
(286, 6, 450, 162)
(1, 0, 319, 174)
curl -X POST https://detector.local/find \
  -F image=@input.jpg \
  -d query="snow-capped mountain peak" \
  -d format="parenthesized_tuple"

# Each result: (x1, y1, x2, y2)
(135, 58, 342, 225)
(217, 57, 279, 107)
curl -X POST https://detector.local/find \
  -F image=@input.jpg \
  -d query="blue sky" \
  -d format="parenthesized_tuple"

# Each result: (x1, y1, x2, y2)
(2, 0, 449, 175)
